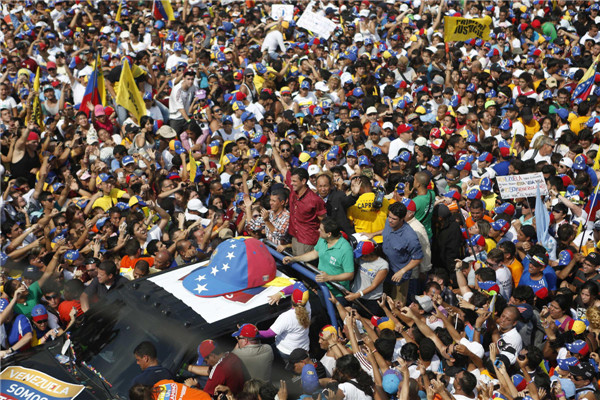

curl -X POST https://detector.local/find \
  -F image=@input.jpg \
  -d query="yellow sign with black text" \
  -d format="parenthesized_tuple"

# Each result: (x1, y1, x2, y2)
(444, 16, 492, 41)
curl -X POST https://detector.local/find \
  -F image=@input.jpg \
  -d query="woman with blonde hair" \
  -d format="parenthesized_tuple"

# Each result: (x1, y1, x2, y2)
(258, 282, 311, 360)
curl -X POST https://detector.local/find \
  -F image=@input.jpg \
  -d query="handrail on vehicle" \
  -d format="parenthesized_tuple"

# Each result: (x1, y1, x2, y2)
(263, 241, 339, 330)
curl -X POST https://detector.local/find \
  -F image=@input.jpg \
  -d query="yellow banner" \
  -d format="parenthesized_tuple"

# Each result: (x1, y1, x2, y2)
(116, 60, 147, 122)
(444, 16, 491, 42)
(28, 67, 44, 129)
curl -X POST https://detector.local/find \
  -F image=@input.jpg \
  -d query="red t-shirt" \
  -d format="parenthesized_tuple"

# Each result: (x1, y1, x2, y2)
(286, 171, 326, 246)
(203, 353, 245, 396)
(58, 300, 83, 325)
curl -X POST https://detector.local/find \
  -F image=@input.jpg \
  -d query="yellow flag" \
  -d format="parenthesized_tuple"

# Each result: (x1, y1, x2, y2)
(444, 16, 492, 42)
(28, 67, 44, 129)
(115, 1, 123, 22)
(189, 149, 197, 183)
(116, 60, 146, 122)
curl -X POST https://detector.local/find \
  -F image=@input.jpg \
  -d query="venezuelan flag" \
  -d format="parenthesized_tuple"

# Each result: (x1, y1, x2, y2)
(153, 0, 175, 21)
(572, 54, 600, 101)
(79, 54, 106, 116)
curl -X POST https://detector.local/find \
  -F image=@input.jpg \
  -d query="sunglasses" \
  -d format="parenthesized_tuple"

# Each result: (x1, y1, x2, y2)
(433, 95, 442, 99)
(280, 148, 291, 152)
(36, 319, 48, 324)
(213, 109, 222, 113)
(46, 294, 60, 299)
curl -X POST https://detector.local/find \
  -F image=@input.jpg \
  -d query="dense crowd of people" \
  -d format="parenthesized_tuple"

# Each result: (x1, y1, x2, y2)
(3, 0, 600, 399)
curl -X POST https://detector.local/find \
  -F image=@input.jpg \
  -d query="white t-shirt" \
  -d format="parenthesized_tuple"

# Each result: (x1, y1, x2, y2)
(165, 53, 189, 71)
(169, 81, 196, 120)
(522, 148, 551, 164)
(497, 327, 523, 364)
(321, 354, 336, 377)
(269, 303, 311, 355)
(339, 381, 373, 400)
(495, 265, 513, 300)
(261, 30, 285, 54)
(0, 96, 17, 111)
(388, 138, 415, 160)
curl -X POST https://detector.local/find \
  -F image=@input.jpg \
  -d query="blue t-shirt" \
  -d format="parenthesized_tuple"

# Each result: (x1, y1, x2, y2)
(131, 365, 174, 387)
(382, 221, 424, 281)
(518, 265, 557, 300)
(8, 314, 32, 346)
(492, 161, 510, 176)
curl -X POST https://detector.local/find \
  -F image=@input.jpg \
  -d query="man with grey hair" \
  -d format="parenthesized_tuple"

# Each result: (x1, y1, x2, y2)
(522, 135, 554, 164)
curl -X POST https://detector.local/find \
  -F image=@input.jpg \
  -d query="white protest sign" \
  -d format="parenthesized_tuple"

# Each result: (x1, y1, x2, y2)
(271, 4, 294, 21)
(496, 172, 548, 199)
(296, 9, 337, 39)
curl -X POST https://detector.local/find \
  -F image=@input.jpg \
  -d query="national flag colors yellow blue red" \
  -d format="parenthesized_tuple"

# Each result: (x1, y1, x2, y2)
(153, 0, 175, 21)
(79, 54, 106, 116)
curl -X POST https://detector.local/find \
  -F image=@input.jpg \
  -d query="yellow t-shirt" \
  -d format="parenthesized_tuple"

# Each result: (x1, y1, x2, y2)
(570, 116, 589, 135)
(92, 188, 126, 211)
(519, 118, 540, 142)
(347, 193, 388, 243)
(482, 193, 497, 212)
(485, 238, 496, 253)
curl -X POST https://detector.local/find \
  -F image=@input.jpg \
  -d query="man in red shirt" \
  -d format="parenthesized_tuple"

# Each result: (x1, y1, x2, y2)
(269, 133, 326, 256)
(186, 340, 244, 396)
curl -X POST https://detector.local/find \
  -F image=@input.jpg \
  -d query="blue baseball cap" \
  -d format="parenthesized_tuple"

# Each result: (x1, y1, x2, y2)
(427, 155, 442, 168)
(358, 155, 371, 166)
(480, 177, 492, 191)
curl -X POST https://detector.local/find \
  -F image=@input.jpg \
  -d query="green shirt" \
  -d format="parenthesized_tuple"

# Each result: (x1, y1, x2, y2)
(14, 281, 43, 318)
(314, 237, 355, 295)
(413, 190, 435, 239)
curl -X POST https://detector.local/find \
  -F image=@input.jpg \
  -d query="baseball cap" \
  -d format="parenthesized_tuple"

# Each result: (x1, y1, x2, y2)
(468, 234, 486, 247)
(195, 339, 216, 365)
(566, 339, 590, 357)
(291, 282, 309, 306)
(31, 304, 48, 322)
(479, 177, 492, 191)
(358, 155, 371, 167)
(466, 188, 482, 200)
(569, 362, 596, 380)
(415, 295, 434, 313)
(494, 202, 516, 216)
(491, 219, 510, 234)
(287, 348, 310, 370)
(232, 323, 259, 338)
(585, 252, 600, 266)
(382, 369, 402, 394)
(354, 240, 377, 258)
(302, 364, 320, 394)
(401, 198, 416, 212)
(428, 155, 442, 168)
(560, 157, 574, 168)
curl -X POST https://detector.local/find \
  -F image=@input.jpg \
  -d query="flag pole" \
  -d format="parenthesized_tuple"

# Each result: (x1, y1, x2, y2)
(578, 180, 600, 252)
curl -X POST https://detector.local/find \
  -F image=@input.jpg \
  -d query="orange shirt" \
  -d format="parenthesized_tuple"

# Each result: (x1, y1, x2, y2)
(119, 255, 155, 274)
(506, 258, 524, 287)
(465, 214, 494, 228)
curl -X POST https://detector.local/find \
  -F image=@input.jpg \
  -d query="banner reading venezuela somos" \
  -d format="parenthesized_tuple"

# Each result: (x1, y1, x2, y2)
(444, 16, 492, 41)
(1, 366, 84, 400)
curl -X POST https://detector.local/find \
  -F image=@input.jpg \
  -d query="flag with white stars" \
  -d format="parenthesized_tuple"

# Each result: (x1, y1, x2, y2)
(182, 237, 276, 297)
(572, 54, 600, 101)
